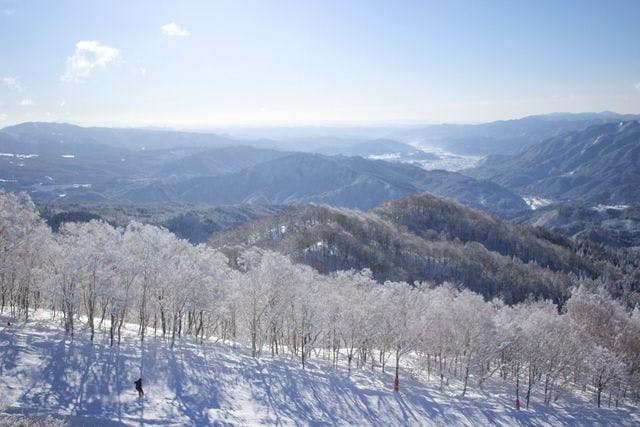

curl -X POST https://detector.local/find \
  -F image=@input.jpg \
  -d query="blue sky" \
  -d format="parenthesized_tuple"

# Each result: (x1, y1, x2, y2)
(1, 0, 639, 127)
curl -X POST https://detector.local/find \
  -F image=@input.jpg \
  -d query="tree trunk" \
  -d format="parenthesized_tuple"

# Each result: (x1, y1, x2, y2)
(544, 374, 551, 405)
(526, 375, 532, 409)
(110, 313, 116, 347)
(117, 311, 125, 345)
(462, 365, 469, 396)
(515, 362, 521, 410)
(394, 347, 400, 392)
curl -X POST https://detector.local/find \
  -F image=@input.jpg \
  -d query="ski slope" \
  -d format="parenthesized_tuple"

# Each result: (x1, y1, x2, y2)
(1, 312, 637, 426)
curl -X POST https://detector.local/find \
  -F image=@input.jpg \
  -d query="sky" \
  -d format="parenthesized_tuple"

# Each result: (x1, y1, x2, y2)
(1, 0, 639, 128)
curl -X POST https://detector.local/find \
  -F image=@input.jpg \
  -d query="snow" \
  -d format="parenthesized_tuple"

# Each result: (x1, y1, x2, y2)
(523, 196, 554, 210)
(412, 147, 482, 172)
(0, 153, 38, 159)
(592, 204, 630, 212)
(367, 148, 482, 171)
(368, 153, 403, 160)
(1, 312, 637, 426)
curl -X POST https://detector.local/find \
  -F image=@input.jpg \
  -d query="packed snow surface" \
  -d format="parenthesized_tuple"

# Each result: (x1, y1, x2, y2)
(1, 312, 637, 426)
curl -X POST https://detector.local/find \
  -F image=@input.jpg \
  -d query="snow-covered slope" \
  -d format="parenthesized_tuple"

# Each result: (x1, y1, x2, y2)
(1, 313, 637, 426)
(467, 121, 640, 206)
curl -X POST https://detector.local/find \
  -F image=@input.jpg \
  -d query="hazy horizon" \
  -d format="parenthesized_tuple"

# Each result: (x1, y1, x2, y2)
(1, 110, 638, 133)
(1, 0, 640, 128)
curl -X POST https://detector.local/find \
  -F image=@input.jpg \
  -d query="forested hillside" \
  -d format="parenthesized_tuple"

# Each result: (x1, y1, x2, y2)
(168, 153, 526, 213)
(513, 204, 640, 248)
(210, 193, 639, 305)
(39, 202, 286, 244)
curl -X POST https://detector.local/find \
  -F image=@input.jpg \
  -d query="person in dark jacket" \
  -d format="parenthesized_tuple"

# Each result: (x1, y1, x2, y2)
(134, 378, 144, 397)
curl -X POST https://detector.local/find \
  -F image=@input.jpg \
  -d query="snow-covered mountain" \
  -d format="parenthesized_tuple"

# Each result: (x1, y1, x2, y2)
(389, 112, 640, 155)
(467, 121, 640, 206)
(0, 123, 525, 216)
(165, 153, 526, 213)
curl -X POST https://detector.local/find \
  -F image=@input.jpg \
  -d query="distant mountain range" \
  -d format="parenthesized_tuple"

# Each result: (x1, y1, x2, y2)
(2, 113, 639, 247)
(214, 112, 640, 157)
(0, 123, 526, 216)
(154, 146, 288, 180)
(131, 152, 526, 213)
(467, 121, 640, 206)
(389, 112, 640, 155)
(0, 121, 239, 150)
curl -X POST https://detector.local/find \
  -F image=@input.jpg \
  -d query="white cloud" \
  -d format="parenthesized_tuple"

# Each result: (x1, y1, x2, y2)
(161, 22, 190, 37)
(61, 40, 120, 82)
(3, 9, 15, 15)
(635, 82, 640, 91)
(2, 77, 24, 92)
(60, 100, 66, 108)
(19, 98, 34, 107)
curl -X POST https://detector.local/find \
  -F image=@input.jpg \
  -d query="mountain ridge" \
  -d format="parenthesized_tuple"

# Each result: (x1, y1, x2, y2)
(159, 152, 528, 213)
(466, 120, 640, 205)
(209, 192, 638, 305)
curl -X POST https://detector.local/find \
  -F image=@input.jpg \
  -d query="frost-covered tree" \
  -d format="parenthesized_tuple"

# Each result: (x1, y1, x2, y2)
(56, 221, 120, 341)
(0, 191, 52, 319)
(383, 281, 420, 392)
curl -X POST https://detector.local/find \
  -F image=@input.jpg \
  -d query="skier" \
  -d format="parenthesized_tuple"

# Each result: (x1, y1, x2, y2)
(134, 377, 144, 397)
